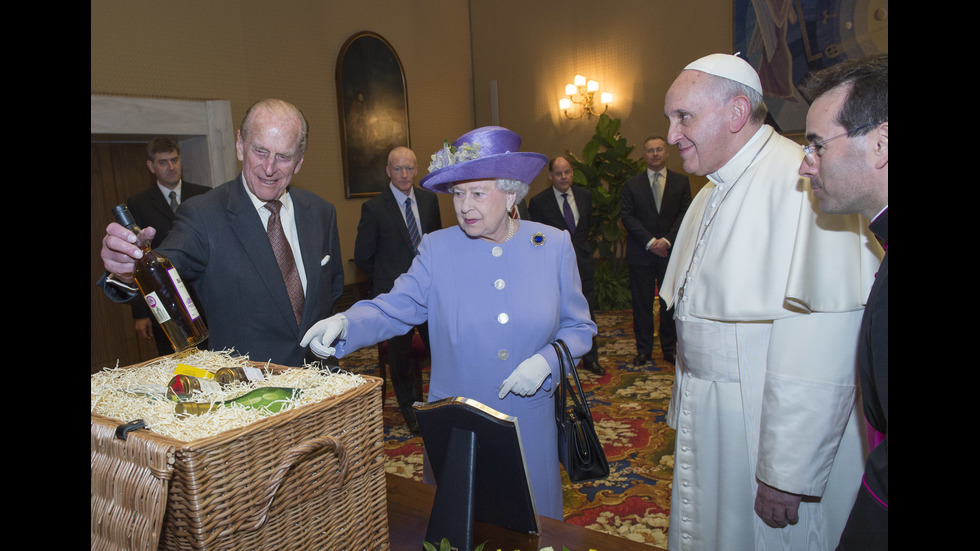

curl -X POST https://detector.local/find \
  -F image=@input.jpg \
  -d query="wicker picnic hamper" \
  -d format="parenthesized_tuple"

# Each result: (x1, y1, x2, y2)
(91, 360, 389, 551)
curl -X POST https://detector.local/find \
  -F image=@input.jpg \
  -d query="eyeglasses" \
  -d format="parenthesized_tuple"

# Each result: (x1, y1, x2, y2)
(388, 165, 417, 173)
(802, 120, 885, 166)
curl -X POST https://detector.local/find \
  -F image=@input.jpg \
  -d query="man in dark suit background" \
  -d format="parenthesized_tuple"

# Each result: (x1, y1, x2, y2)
(99, 98, 345, 367)
(622, 136, 691, 366)
(528, 155, 603, 375)
(354, 146, 442, 433)
(125, 136, 211, 355)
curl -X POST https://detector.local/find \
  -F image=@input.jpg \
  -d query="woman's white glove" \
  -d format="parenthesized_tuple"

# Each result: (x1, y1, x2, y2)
(300, 314, 349, 358)
(498, 354, 550, 399)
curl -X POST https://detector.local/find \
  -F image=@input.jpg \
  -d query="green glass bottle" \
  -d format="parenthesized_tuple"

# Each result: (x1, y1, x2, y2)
(175, 387, 301, 416)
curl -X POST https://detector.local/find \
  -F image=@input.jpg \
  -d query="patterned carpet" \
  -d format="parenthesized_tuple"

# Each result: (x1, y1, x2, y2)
(340, 310, 675, 547)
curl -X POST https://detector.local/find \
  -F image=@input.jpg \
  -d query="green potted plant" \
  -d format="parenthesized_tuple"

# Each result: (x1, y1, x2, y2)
(565, 114, 645, 311)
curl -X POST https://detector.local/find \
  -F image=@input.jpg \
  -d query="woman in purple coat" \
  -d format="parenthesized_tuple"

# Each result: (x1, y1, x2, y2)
(303, 126, 597, 519)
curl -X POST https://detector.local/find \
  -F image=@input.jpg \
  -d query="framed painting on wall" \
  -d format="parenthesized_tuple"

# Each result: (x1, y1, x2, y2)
(336, 31, 411, 198)
(733, 0, 887, 134)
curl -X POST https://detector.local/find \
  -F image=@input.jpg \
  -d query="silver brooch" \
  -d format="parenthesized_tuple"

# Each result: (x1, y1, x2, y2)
(531, 233, 546, 246)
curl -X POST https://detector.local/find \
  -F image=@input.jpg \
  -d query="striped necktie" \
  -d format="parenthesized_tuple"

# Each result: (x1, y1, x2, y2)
(405, 197, 421, 254)
(169, 191, 178, 212)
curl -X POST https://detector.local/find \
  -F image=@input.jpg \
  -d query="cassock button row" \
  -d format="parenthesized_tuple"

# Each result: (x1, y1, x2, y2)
(497, 313, 509, 324)
(494, 279, 505, 290)
(498, 350, 509, 360)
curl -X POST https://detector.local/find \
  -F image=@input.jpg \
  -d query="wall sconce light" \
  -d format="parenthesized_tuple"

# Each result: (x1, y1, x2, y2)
(559, 75, 612, 119)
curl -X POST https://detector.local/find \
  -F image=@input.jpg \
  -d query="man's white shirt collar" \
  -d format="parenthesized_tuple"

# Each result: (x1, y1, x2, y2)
(241, 175, 294, 212)
(389, 182, 415, 204)
(647, 167, 666, 182)
(157, 180, 183, 202)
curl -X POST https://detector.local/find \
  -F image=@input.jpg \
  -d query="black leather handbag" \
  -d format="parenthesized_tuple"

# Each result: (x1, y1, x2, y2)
(552, 339, 609, 482)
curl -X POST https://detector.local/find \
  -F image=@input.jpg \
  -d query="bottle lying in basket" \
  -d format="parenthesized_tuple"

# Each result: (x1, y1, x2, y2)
(175, 387, 301, 416)
(168, 374, 221, 399)
(214, 366, 266, 385)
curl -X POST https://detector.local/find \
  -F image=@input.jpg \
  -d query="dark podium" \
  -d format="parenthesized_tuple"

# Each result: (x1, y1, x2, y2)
(413, 397, 538, 550)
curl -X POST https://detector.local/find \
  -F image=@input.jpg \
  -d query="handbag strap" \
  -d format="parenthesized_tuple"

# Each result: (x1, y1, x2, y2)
(553, 341, 568, 424)
(559, 339, 593, 418)
(552, 339, 593, 418)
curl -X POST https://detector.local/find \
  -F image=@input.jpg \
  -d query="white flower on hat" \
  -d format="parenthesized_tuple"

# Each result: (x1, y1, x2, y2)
(428, 139, 481, 172)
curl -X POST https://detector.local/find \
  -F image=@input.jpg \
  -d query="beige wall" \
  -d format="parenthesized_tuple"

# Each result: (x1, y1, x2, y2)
(91, 0, 732, 285)
(470, 0, 732, 199)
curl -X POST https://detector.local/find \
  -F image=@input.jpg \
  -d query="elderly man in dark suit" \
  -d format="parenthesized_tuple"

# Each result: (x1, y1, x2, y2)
(528, 155, 603, 375)
(354, 146, 442, 433)
(622, 136, 691, 366)
(99, 98, 344, 367)
(124, 136, 211, 355)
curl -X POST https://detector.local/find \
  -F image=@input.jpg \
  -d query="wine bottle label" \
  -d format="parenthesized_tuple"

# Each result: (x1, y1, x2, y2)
(167, 267, 202, 320)
(175, 363, 216, 379)
(243, 366, 265, 381)
(196, 378, 222, 393)
(144, 291, 173, 323)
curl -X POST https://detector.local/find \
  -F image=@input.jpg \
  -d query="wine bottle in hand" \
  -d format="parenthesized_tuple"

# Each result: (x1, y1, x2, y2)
(112, 204, 208, 353)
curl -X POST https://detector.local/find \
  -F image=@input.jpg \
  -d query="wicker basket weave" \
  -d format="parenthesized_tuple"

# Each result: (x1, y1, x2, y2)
(91, 361, 389, 551)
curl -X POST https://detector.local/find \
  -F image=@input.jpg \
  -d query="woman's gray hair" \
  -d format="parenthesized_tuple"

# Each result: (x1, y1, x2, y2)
(448, 178, 529, 206)
(496, 178, 529, 203)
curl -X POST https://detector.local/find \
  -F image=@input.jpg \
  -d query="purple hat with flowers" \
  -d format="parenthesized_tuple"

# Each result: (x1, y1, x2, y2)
(419, 126, 548, 193)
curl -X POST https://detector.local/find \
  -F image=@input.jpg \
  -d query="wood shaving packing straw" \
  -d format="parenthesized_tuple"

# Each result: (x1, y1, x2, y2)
(91, 349, 367, 442)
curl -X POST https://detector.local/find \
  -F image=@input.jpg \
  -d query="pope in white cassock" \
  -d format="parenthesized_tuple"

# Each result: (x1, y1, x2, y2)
(659, 54, 884, 550)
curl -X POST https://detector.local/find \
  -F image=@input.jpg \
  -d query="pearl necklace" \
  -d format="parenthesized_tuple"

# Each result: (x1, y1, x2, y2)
(503, 218, 516, 242)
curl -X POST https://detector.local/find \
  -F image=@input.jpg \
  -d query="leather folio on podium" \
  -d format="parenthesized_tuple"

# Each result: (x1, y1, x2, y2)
(414, 397, 539, 550)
